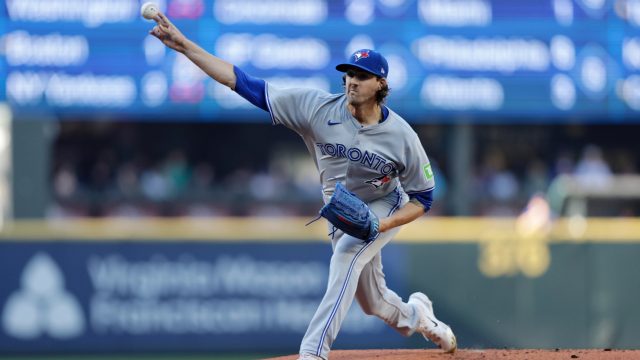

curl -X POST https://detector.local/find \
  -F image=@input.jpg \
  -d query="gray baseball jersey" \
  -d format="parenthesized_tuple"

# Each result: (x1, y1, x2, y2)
(265, 85, 435, 202)
(265, 84, 439, 359)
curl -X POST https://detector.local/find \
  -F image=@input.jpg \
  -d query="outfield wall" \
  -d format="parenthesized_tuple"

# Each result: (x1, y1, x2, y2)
(0, 217, 638, 354)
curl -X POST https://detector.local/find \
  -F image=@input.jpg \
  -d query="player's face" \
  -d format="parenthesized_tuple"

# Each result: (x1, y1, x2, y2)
(344, 69, 381, 106)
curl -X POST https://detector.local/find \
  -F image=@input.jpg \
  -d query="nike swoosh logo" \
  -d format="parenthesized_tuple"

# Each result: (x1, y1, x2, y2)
(328, 120, 342, 126)
(427, 317, 438, 327)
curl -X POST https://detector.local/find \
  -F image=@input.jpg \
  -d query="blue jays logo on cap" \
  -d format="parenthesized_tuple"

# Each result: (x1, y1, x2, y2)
(336, 49, 389, 78)
(354, 50, 370, 61)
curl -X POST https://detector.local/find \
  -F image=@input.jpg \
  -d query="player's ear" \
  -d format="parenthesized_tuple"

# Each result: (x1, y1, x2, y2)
(378, 77, 387, 90)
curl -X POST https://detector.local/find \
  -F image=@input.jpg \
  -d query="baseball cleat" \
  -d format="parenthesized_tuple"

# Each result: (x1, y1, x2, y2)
(408, 292, 457, 353)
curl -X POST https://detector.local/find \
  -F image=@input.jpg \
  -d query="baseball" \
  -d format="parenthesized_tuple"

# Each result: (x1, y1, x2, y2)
(140, 2, 159, 20)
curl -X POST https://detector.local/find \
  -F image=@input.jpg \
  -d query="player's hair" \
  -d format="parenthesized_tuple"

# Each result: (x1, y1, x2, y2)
(342, 75, 390, 104)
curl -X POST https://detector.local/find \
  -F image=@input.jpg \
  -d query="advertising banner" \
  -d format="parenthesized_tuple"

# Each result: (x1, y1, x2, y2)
(3, 235, 639, 353)
(0, 241, 410, 353)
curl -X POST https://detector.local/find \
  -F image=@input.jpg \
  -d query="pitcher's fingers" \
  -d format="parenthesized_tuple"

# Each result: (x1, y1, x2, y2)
(159, 22, 171, 33)
(150, 26, 163, 39)
(158, 12, 172, 27)
(151, 13, 162, 24)
(152, 12, 171, 32)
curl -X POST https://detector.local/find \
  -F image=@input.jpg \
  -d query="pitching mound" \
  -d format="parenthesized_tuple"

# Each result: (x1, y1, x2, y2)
(264, 348, 639, 360)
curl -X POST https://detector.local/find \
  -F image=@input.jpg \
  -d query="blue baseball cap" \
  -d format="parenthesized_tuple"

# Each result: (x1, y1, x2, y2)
(336, 49, 389, 78)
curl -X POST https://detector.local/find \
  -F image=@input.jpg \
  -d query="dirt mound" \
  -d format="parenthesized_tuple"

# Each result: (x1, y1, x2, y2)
(264, 348, 639, 360)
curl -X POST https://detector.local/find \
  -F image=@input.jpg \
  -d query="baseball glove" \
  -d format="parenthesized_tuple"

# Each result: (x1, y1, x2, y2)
(319, 182, 380, 243)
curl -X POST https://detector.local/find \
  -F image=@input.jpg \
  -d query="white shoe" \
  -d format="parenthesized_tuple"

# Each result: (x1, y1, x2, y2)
(408, 292, 457, 353)
(297, 354, 323, 360)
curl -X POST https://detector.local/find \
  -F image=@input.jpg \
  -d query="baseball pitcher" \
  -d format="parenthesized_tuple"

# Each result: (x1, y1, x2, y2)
(148, 11, 456, 360)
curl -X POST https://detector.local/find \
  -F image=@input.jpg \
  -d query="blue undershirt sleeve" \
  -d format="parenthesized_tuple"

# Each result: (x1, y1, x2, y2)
(233, 66, 268, 112)
(409, 189, 434, 213)
(381, 106, 389, 121)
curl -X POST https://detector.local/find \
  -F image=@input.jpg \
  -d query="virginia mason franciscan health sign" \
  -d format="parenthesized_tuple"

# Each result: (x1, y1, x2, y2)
(0, 241, 409, 353)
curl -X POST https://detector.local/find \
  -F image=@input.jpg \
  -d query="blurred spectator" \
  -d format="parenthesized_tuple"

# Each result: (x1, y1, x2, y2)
(49, 122, 640, 218)
(477, 148, 520, 216)
(553, 150, 575, 177)
(116, 162, 140, 198)
(523, 159, 549, 198)
(573, 144, 612, 189)
(249, 172, 286, 201)
(163, 149, 191, 195)
(192, 162, 214, 188)
(140, 165, 171, 201)
(53, 164, 78, 199)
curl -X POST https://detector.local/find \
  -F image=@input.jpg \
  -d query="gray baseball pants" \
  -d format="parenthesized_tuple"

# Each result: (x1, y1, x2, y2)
(299, 189, 421, 359)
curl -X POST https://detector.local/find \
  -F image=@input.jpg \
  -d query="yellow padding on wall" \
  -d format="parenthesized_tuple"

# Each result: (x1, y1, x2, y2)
(0, 217, 639, 243)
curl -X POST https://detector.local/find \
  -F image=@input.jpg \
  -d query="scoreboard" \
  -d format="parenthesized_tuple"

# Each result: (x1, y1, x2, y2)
(2, 0, 640, 122)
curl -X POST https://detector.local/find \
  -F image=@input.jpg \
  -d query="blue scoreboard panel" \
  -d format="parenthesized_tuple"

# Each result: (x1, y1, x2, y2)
(2, 0, 640, 122)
